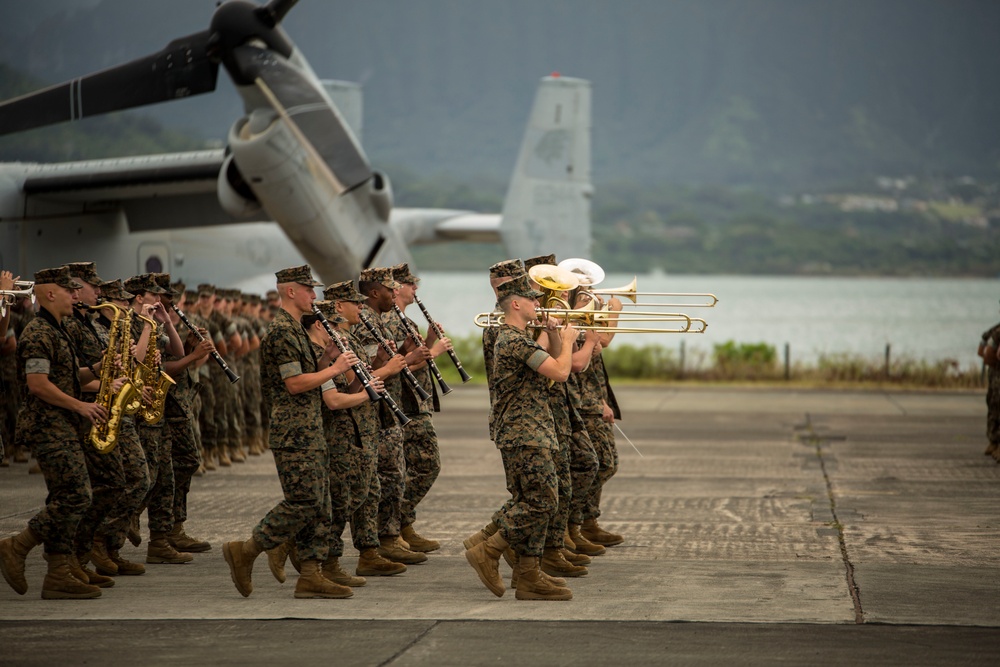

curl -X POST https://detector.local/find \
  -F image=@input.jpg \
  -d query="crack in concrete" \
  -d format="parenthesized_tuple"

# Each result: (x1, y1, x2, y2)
(798, 414, 865, 624)
(381, 620, 440, 666)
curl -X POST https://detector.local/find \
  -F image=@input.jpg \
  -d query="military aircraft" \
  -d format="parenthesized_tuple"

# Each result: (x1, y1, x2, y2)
(0, 0, 592, 290)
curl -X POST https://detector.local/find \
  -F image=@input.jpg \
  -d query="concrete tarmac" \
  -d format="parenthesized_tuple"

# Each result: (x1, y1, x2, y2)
(1, 385, 998, 665)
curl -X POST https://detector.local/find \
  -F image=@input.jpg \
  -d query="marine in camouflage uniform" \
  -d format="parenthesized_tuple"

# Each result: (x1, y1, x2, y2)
(387, 262, 445, 553)
(466, 274, 576, 601)
(239, 294, 265, 455)
(124, 273, 192, 565)
(194, 285, 223, 468)
(223, 265, 358, 599)
(210, 290, 242, 465)
(60, 263, 127, 573)
(323, 281, 406, 577)
(1, 296, 34, 464)
(353, 266, 425, 565)
(981, 321, 1000, 462)
(0, 267, 107, 599)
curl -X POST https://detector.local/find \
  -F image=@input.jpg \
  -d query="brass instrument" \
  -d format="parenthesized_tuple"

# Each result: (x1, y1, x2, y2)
(588, 276, 719, 308)
(473, 307, 705, 334)
(134, 312, 176, 424)
(89, 302, 141, 453)
(527, 264, 581, 310)
(0, 280, 35, 318)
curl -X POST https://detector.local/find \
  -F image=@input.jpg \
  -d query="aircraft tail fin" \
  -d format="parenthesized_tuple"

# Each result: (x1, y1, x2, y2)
(499, 75, 593, 261)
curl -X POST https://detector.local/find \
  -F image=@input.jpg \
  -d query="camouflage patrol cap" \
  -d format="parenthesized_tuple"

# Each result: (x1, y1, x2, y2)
(171, 280, 186, 296)
(390, 262, 420, 285)
(496, 274, 544, 301)
(523, 254, 557, 270)
(151, 273, 179, 298)
(489, 259, 526, 279)
(35, 266, 84, 290)
(359, 266, 400, 290)
(124, 273, 167, 296)
(313, 300, 347, 325)
(63, 262, 103, 286)
(275, 265, 322, 287)
(184, 289, 199, 303)
(247, 294, 261, 306)
(197, 283, 216, 297)
(99, 279, 135, 302)
(323, 280, 366, 303)
(266, 289, 279, 300)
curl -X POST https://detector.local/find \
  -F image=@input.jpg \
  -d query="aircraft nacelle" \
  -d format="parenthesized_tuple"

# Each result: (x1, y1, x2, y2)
(217, 153, 263, 218)
(368, 170, 393, 222)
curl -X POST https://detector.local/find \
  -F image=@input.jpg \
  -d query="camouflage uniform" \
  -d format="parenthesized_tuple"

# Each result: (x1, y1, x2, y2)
(197, 311, 222, 459)
(577, 351, 618, 521)
(63, 306, 126, 558)
(353, 303, 405, 538)
(16, 307, 91, 555)
(254, 307, 331, 562)
(1, 306, 33, 458)
(491, 324, 559, 557)
(384, 310, 441, 529)
(137, 321, 175, 535)
(165, 315, 204, 527)
(566, 373, 599, 525)
(544, 377, 574, 551)
(984, 324, 1000, 447)
(210, 307, 240, 456)
(241, 308, 265, 448)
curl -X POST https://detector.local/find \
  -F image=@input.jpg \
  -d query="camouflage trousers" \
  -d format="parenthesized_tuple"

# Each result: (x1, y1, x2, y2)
(138, 422, 175, 534)
(988, 369, 1000, 445)
(346, 441, 380, 552)
(376, 424, 405, 538)
(75, 438, 126, 557)
(198, 375, 217, 454)
(167, 415, 202, 525)
(211, 363, 242, 451)
(28, 439, 92, 555)
(400, 413, 441, 528)
(544, 434, 572, 550)
(252, 445, 330, 562)
(323, 439, 353, 558)
(496, 445, 558, 557)
(240, 361, 262, 443)
(582, 415, 618, 521)
(99, 416, 150, 551)
(568, 429, 599, 525)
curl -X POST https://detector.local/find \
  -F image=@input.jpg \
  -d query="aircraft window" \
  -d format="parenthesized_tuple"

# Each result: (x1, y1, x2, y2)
(146, 256, 163, 273)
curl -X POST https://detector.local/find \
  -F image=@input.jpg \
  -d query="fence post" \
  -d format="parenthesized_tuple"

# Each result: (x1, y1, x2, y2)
(784, 343, 790, 381)
(884, 343, 891, 378)
(679, 340, 685, 379)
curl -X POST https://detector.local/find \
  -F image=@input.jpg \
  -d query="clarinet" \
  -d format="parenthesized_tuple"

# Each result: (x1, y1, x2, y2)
(413, 295, 472, 383)
(311, 305, 385, 406)
(358, 312, 431, 402)
(170, 304, 240, 383)
(392, 304, 452, 395)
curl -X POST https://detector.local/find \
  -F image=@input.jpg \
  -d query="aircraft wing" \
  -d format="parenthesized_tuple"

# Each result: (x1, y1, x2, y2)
(390, 208, 501, 245)
(0, 149, 258, 231)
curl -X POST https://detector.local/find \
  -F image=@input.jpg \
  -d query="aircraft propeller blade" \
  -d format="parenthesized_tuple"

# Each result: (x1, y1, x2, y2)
(258, 0, 300, 27)
(0, 30, 218, 137)
(233, 45, 373, 193)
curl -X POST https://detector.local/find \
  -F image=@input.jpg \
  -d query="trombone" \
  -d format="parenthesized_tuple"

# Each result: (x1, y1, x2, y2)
(473, 307, 706, 334)
(587, 277, 719, 308)
(0, 280, 35, 318)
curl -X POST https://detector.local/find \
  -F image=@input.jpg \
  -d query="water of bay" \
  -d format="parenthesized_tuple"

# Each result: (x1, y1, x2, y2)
(411, 272, 1000, 369)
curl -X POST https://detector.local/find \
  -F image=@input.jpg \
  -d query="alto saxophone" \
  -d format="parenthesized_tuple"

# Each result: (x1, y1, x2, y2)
(89, 303, 141, 453)
(134, 312, 176, 425)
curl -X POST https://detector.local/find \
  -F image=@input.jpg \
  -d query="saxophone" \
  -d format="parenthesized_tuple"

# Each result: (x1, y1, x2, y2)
(89, 303, 141, 453)
(134, 311, 176, 425)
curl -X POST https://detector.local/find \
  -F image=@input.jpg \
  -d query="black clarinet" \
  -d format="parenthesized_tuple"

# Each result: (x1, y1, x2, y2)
(311, 305, 385, 406)
(358, 312, 431, 402)
(170, 304, 240, 383)
(413, 295, 472, 383)
(392, 304, 452, 395)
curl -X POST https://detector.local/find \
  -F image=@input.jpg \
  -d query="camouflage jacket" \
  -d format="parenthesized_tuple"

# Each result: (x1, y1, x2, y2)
(352, 304, 402, 428)
(382, 308, 434, 416)
(311, 338, 362, 450)
(490, 324, 557, 450)
(260, 308, 326, 451)
(16, 308, 85, 446)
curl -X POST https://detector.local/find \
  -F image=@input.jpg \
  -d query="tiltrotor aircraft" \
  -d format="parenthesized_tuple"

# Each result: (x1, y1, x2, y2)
(0, 0, 592, 290)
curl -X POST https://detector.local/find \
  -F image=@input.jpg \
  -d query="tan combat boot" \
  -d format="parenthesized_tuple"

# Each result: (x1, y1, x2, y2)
(167, 523, 211, 553)
(378, 536, 427, 564)
(229, 446, 246, 464)
(0, 527, 41, 595)
(70, 554, 115, 588)
(464, 531, 508, 597)
(541, 547, 588, 578)
(514, 556, 572, 601)
(217, 448, 232, 467)
(581, 518, 624, 547)
(562, 548, 592, 566)
(202, 449, 217, 471)
(109, 549, 146, 575)
(247, 436, 263, 456)
(512, 561, 567, 589)
(356, 548, 406, 576)
(568, 523, 605, 556)
(28, 461, 41, 474)
(90, 540, 123, 575)
(294, 560, 353, 599)
(400, 524, 440, 553)
(223, 537, 263, 597)
(147, 532, 195, 564)
(267, 541, 292, 583)
(41, 554, 101, 600)
(13, 447, 29, 463)
(463, 521, 498, 550)
(322, 557, 366, 587)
